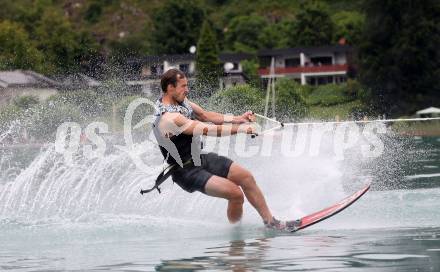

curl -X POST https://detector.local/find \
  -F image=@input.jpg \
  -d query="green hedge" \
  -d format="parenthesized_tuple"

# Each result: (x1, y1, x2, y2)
(24, 100, 84, 140)
(50, 90, 113, 118)
(208, 84, 264, 115)
(1, 99, 84, 141)
(274, 78, 308, 121)
(307, 83, 353, 106)
(306, 80, 369, 106)
(115, 95, 155, 126)
(13, 95, 39, 109)
(0, 105, 24, 134)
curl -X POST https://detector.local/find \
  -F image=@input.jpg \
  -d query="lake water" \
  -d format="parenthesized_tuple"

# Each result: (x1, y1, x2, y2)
(1, 129, 439, 271)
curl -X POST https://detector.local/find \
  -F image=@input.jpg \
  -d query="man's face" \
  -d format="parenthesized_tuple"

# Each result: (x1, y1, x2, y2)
(169, 77, 189, 103)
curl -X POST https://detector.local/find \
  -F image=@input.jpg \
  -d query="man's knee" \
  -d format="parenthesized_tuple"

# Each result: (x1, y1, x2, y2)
(229, 186, 244, 204)
(241, 171, 257, 188)
(230, 167, 256, 188)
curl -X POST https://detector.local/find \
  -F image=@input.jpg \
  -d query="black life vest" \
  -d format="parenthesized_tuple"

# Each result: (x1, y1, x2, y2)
(152, 98, 202, 166)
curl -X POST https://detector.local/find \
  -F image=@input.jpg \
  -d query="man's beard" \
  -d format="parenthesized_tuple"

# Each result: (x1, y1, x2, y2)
(175, 94, 185, 103)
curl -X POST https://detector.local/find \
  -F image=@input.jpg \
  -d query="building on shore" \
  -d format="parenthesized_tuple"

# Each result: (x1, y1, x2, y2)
(126, 52, 253, 96)
(127, 45, 354, 95)
(258, 45, 353, 86)
(0, 70, 60, 107)
(0, 70, 106, 108)
(416, 107, 440, 118)
(53, 73, 102, 91)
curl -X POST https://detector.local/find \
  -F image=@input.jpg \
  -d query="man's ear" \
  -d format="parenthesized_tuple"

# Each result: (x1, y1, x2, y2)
(167, 83, 175, 92)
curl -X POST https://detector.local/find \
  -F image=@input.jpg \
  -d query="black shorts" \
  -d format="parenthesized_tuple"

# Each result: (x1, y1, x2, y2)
(171, 152, 233, 194)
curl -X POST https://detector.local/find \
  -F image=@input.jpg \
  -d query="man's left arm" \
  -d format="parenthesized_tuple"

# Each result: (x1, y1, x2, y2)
(189, 101, 254, 125)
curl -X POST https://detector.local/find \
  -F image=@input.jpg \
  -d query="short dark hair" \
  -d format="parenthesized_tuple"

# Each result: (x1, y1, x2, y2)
(160, 68, 186, 92)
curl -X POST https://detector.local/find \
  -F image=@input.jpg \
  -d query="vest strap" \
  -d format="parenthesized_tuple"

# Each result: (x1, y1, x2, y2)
(140, 159, 194, 195)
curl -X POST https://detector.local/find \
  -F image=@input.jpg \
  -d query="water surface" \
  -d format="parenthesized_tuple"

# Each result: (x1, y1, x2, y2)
(1, 134, 439, 271)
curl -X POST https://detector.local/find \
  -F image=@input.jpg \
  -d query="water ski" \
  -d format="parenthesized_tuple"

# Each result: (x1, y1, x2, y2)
(289, 183, 370, 233)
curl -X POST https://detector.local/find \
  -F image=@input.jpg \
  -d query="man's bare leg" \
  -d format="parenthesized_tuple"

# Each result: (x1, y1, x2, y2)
(227, 163, 273, 223)
(204, 176, 245, 223)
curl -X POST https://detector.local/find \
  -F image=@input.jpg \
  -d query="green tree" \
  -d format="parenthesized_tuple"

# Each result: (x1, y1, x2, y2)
(109, 31, 152, 64)
(151, 0, 204, 54)
(258, 20, 291, 49)
(16, 0, 56, 35)
(358, 0, 440, 115)
(75, 30, 100, 74)
(0, 1, 25, 21)
(195, 20, 221, 97)
(35, 7, 98, 74)
(289, 1, 334, 47)
(0, 20, 44, 71)
(241, 58, 260, 87)
(224, 15, 268, 52)
(332, 11, 365, 45)
(84, 1, 104, 24)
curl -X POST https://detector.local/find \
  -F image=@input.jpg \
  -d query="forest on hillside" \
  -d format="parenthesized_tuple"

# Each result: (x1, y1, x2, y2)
(0, 0, 365, 73)
(0, 0, 439, 115)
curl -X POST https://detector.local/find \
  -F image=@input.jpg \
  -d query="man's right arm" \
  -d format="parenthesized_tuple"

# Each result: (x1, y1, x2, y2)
(189, 101, 255, 124)
(159, 112, 255, 137)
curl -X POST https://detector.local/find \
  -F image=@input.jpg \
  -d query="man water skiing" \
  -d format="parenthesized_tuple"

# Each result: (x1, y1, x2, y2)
(152, 68, 299, 231)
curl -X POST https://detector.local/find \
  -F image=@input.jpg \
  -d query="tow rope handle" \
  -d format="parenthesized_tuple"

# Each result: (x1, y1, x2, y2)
(251, 122, 284, 138)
